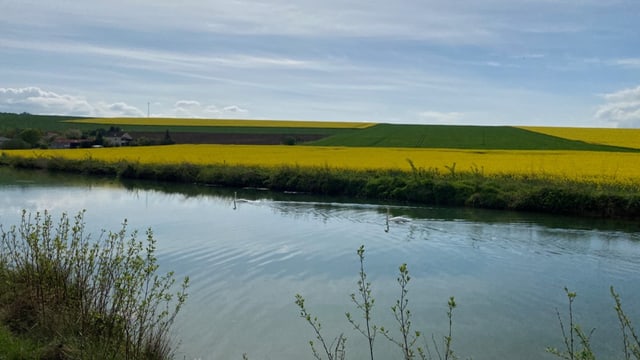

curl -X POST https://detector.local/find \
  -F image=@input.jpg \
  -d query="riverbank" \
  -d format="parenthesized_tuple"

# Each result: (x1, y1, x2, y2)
(1, 153, 639, 220)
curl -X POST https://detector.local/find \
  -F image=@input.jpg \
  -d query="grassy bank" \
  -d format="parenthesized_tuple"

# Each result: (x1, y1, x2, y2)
(1, 153, 639, 220)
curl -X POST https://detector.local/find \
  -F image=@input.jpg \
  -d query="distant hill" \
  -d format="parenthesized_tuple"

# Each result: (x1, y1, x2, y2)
(1, 113, 638, 152)
(307, 124, 640, 152)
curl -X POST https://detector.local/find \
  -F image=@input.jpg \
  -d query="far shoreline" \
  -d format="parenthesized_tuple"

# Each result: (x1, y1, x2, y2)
(1, 154, 639, 221)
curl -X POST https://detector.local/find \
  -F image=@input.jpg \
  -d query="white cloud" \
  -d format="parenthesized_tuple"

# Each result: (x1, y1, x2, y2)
(165, 101, 249, 118)
(95, 102, 145, 117)
(0, 0, 520, 45)
(0, 86, 143, 117)
(175, 100, 202, 108)
(595, 85, 640, 127)
(607, 58, 640, 69)
(204, 105, 221, 114)
(418, 111, 464, 124)
(0, 87, 92, 115)
(223, 105, 248, 113)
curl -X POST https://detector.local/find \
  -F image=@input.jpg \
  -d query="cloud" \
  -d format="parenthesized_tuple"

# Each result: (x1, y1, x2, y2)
(595, 85, 640, 127)
(607, 58, 640, 69)
(175, 100, 202, 108)
(167, 100, 249, 118)
(223, 105, 248, 113)
(0, 87, 92, 115)
(1, 0, 525, 45)
(95, 102, 145, 117)
(418, 111, 464, 124)
(0, 86, 143, 117)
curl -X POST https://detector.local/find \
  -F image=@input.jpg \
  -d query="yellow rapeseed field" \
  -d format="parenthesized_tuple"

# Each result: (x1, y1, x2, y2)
(520, 126, 640, 149)
(67, 118, 375, 129)
(5, 145, 640, 184)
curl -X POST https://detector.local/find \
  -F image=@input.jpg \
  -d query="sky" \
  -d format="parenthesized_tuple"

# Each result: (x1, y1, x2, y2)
(1, 0, 639, 127)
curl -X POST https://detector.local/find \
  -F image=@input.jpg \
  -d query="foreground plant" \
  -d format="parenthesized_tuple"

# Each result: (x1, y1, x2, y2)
(612, 286, 640, 359)
(296, 245, 460, 360)
(0, 210, 189, 359)
(380, 263, 423, 359)
(547, 287, 596, 360)
(345, 245, 377, 360)
(547, 287, 640, 360)
(295, 294, 346, 360)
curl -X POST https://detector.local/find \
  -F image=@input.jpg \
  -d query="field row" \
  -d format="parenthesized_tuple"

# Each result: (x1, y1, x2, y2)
(6, 145, 640, 184)
(67, 117, 376, 129)
(520, 126, 640, 150)
(4, 114, 640, 151)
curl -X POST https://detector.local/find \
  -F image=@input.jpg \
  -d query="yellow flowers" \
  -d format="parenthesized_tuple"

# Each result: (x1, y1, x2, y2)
(66, 118, 375, 129)
(520, 126, 640, 149)
(6, 145, 640, 184)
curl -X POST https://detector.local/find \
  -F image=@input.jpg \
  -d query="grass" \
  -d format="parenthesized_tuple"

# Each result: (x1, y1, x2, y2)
(0, 113, 87, 132)
(0, 113, 359, 138)
(0, 324, 41, 359)
(310, 124, 640, 151)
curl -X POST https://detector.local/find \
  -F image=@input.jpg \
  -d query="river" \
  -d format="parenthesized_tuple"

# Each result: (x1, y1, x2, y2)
(1, 168, 639, 360)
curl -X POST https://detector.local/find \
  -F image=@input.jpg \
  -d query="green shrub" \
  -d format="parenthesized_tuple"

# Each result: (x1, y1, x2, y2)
(0, 210, 189, 359)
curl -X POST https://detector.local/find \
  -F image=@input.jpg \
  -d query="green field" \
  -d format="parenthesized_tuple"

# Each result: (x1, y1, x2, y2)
(2, 113, 638, 152)
(309, 124, 640, 152)
(0, 113, 349, 136)
(0, 113, 88, 131)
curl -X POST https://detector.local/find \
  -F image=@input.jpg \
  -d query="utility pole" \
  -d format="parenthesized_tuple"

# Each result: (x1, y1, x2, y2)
(147, 102, 150, 118)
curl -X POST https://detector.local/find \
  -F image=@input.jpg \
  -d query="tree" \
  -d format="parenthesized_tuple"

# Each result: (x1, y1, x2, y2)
(162, 129, 175, 145)
(18, 128, 42, 147)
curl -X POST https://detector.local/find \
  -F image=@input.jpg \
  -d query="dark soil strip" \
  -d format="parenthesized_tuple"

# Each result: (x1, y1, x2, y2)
(130, 132, 328, 145)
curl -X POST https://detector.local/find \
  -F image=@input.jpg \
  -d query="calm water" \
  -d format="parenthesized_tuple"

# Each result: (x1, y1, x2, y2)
(1, 168, 639, 360)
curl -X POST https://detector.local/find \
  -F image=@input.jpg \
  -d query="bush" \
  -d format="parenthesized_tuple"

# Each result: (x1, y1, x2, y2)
(0, 210, 189, 359)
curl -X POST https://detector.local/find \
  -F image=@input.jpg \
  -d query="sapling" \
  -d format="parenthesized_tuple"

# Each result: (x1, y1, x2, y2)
(346, 245, 377, 360)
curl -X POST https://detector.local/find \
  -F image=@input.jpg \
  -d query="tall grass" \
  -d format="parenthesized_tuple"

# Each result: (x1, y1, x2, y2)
(0, 210, 189, 359)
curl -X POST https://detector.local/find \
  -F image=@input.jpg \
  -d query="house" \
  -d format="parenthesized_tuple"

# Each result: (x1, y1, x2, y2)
(103, 132, 133, 147)
(50, 139, 86, 149)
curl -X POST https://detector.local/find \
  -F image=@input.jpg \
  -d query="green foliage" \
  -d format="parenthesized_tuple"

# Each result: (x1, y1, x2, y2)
(0, 324, 41, 359)
(0, 138, 31, 150)
(611, 287, 640, 360)
(379, 263, 423, 360)
(161, 130, 175, 145)
(296, 246, 461, 360)
(295, 294, 346, 360)
(346, 245, 377, 360)
(547, 288, 596, 360)
(547, 287, 640, 360)
(0, 210, 189, 359)
(64, 128, 84, 140)
(282, 136, 297, 145)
